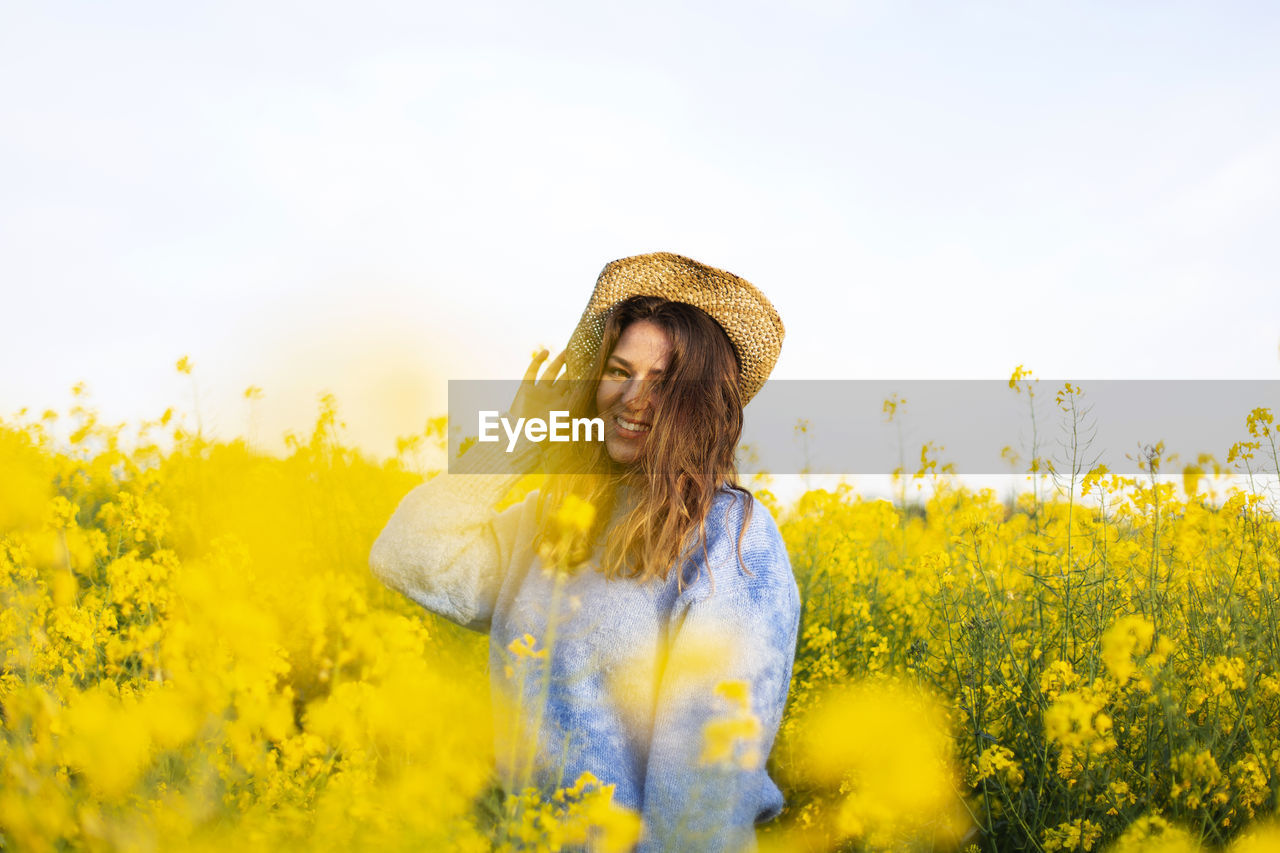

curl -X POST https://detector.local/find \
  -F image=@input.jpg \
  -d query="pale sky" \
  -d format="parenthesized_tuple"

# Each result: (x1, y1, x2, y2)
(3, 1, 1278, 464)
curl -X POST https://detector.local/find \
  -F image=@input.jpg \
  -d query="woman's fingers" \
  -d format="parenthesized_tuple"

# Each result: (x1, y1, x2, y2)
(524, 348, 550, 383)
(540, 349, 567, 384)
(511, 348, 569, 421)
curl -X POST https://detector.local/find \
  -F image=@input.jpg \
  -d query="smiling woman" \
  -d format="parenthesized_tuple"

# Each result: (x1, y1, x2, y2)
(369, 252, 795, 852)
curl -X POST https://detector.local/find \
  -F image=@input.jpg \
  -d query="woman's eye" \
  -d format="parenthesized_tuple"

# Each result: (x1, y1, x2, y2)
(608, 367, 628, 378)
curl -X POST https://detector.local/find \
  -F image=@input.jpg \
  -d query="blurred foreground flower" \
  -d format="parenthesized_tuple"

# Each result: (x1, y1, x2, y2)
(784, 679, 970, 849)
(1106, 814, 1199, 853)
(552, 494, 596, 535)
(1228, 821, 1280, 853)
(701, 680, 763, 770)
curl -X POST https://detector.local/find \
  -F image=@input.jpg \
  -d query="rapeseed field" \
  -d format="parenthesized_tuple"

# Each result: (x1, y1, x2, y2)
(2, 367, 1278, 851)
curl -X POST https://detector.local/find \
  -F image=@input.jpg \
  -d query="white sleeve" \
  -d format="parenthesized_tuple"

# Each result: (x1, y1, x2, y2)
(369, 439, 540, 631)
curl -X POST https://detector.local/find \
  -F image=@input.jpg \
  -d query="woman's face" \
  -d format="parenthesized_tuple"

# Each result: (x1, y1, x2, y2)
(595, 319, 673, 466)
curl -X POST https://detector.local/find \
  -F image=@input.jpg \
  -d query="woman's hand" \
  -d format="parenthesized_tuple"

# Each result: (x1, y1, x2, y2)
(508, 348, 570, 424)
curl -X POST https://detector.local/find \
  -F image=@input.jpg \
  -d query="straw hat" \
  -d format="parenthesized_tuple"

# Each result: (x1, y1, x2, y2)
(565, 252, 784, 404)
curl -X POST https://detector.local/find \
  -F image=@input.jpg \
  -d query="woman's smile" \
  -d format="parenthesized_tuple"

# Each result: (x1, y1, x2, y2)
(613, 414, 651, 437)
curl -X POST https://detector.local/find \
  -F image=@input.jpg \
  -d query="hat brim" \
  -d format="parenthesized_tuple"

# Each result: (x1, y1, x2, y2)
(564, 252, 784, 405)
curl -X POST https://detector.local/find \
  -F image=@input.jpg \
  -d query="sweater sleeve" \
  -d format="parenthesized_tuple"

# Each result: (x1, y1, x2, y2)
(368, 438, 542, 632)
(638, 495, 801, 853)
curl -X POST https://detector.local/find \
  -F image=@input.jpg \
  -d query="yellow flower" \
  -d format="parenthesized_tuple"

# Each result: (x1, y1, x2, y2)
(552, 494, 597, 535)
(1182, 464, 1203, 497)
(1081, 464, 1110, 496)
(715, 679, 751, 711)
(790, 681, 969, 846)
(974, 745, 1024, 791)
(1042, 818, 1103, 851)
(61, 686, 153, 800)
(1009, 364, 1034, 390)
(1230, 823, 1280, 853)
(701, 680, 763, 769)
(1045, 690, 1115, 757)
(508, 633, 548, 660)
(1245, 407, 1273, 439)
(1170, 749, 1225, 810)
(44, 495, 80, 530)
(1101, 615, 1155, 684)
(1040, 660, 1079, 702)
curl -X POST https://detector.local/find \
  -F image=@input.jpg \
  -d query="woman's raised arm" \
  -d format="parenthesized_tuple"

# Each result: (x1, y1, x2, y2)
(369, 348, 568, 631)
(368, 439, 538, 631)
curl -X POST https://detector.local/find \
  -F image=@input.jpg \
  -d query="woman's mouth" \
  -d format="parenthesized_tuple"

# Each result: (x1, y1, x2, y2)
(614, 415, 651, 438)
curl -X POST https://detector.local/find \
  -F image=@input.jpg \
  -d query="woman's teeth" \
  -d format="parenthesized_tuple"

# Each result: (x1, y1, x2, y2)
(616, 416, 651, 433)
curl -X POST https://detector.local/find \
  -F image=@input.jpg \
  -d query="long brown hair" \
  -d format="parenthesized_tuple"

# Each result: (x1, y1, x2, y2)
(536, 295, 755, 590)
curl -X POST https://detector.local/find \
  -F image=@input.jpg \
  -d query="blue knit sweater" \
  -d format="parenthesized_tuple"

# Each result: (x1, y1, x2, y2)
(369, 440, 800, 852)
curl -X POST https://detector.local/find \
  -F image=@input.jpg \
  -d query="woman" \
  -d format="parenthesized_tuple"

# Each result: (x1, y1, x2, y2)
(370, 252, 799, 852)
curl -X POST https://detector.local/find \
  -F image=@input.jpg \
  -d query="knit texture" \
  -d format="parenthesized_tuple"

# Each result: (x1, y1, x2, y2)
(370, 441, 800, 852)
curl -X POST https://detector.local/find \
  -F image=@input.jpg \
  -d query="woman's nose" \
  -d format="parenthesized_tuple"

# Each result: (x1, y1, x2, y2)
(622, 377, 656, 409)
